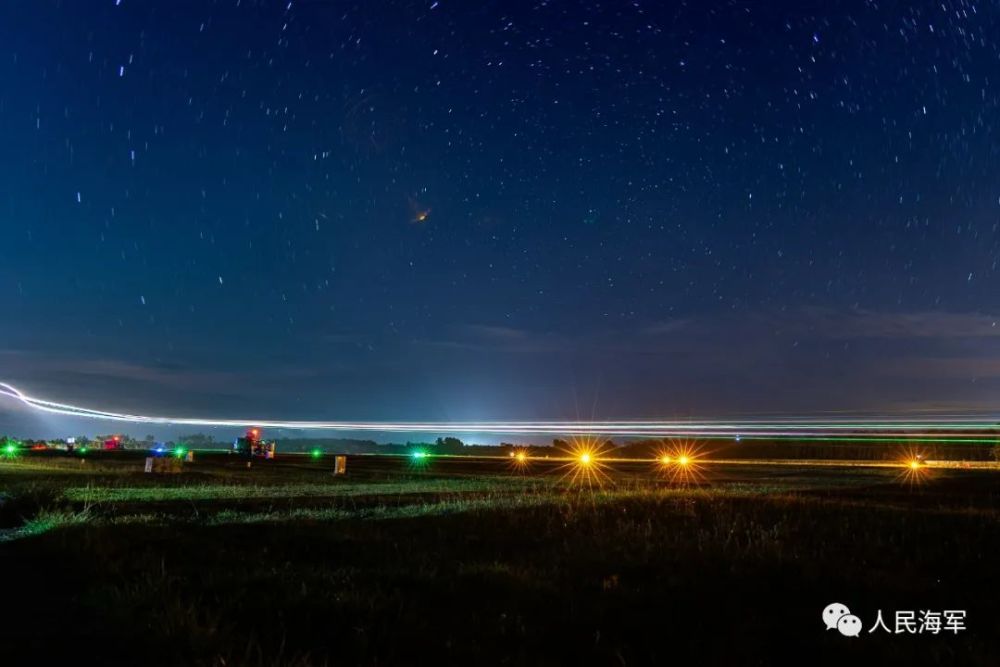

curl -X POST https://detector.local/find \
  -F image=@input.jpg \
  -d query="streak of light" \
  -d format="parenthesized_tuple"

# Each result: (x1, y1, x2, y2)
(4, 381, 1000, 439)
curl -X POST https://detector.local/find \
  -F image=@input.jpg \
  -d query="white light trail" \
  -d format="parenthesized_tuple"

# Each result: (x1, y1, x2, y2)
(2, 381, 999, 438)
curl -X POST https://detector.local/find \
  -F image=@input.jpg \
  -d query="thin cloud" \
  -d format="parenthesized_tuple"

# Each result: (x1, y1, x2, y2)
(801, 308, 1000, 340)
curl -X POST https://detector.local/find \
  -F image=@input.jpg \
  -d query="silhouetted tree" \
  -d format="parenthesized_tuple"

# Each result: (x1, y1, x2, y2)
(434, 437, 465, 452)
(179, 433, 217, 448)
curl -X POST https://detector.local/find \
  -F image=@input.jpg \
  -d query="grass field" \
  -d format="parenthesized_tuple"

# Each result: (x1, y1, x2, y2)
(1, 451, 999, 666)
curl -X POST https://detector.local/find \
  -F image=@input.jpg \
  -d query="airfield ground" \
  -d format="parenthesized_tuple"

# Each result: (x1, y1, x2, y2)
(1, 451, 998, 666)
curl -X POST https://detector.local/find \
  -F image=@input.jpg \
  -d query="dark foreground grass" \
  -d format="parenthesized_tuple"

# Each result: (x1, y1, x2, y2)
(1, 458, 999, 666)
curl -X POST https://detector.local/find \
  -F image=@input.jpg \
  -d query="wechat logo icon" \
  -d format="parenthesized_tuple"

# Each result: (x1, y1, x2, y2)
(823, 602, 861, 637)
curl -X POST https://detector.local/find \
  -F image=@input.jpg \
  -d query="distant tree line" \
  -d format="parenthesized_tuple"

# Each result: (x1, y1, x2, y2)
(3, 431, 999, 461)
(614, 436, 1000, 462)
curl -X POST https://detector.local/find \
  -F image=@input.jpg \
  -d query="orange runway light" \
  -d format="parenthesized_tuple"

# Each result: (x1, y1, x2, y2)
(554, 436, 612, 487)
(896, 450, 930, 486)
(508, 449, 531, 473)
(657, 440, 706, 485)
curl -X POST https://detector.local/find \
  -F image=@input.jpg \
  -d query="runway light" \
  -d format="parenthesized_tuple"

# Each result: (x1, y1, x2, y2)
(78, 447, 88, 454)
(3, 443, 17, 457)
(509, 449, 530, 472)
(311, 448, 322, 459)
(411, 451, 427, 459)
(174, 447, 186, 458)
(658, 442, 705, 485)
(897, 450, 929, 486)
(556, 437, 611, 487)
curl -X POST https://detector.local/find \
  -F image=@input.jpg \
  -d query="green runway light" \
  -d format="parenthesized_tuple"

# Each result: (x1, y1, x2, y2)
(311, 448, 322, 459)
(411, 451, 427, 459)
(174, 447, 186, 458)
(78, 447, 88, 454)
(3, 443, 17, 457)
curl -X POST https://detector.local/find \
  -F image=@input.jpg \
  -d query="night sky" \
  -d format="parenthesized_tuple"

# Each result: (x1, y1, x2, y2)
(3, 0, 1000, 440)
